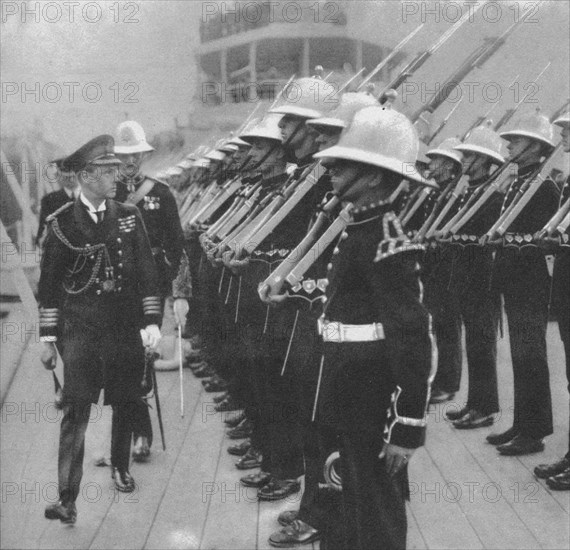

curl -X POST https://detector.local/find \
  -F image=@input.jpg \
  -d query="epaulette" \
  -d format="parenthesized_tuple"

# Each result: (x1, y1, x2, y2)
(374, 212, 425, 262)
(46, 201, 74, 223)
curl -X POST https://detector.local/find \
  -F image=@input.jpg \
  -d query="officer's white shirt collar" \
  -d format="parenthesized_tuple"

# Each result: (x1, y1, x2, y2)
(64, 187, 79, 199)
(79, 192, 106, 223)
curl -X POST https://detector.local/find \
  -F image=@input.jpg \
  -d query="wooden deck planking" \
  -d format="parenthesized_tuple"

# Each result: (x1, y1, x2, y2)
(1, 317, 569, 550)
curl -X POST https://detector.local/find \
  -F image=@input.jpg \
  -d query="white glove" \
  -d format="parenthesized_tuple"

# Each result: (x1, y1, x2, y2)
(140, 324, 161, 349)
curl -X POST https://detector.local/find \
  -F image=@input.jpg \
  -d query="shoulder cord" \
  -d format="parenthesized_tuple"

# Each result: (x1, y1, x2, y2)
(50, 217, 108, 295)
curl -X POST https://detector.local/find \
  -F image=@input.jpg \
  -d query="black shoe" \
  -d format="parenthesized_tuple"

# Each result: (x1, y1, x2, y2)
(112, 467, 135, 492)
(486, 427, 519, 446)
(546, 467, 570, 491)
(269, 520, 320, 547)
(45, 501, 77, 524)
(429, 389, 455, 404)
(214, 392, 229, 404)
(194, 365, 217, 378)
(236, 448, 263, 470)
(452, 410, 494, 430)
(258, 479, 301, 501)
(277, 509, 299, 527)
(132, 436, 151, 462)
(240, 471, 272, 488)
(227, 439, 251, 456)
(224, 410, 245, 426)
(497, 434, 544, 456)
(227, 419, 252, 439)
(534, 457, 570, 479)
(215, 397, 241, 412)
(445, 406, 469, 421)
(203, 376, 229, 393)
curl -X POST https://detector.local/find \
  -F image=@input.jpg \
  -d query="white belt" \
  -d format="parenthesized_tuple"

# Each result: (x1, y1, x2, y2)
(318, 318, 385, 343)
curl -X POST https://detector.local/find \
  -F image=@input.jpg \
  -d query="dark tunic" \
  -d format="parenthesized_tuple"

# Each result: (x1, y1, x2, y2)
(38, 200, 161, 405)
(116, 175, 184, 297)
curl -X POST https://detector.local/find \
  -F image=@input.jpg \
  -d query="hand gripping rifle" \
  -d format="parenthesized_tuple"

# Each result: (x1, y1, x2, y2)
(260, 194, 340, 297)
(378, 2, 485, 104)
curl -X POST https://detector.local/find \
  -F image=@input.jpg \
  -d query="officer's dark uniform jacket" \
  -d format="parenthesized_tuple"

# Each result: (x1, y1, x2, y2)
(36, 189, 74, 244)
(116, 174, 184, 297)
(38, 199, 161, 405)
(316, 204, 433, 449)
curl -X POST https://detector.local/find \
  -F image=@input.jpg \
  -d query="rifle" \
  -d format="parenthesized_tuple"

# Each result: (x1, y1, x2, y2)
(261, 195, 340, 297)
(461, 74, 520, 140)
(535, 197, 570, 239)
(356, 24, 424, 91)
(425, 98, 463, 146)
(282, 180, 407, 290)
(411, 1, 544, 121)
(484, 142, 563, 240)
(238, 162, 326, 258)
(378, 2, 485, 103)
(494, 61, 552, 131)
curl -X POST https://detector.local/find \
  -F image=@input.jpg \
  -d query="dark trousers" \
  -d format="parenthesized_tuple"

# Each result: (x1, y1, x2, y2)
(426, 281, 462, 394)
(457, 282, 500, 415)
(299, 423, 341, 531)
(557, 307, 570, 458)
(58, 401, 135, 504)
(338, 431, 408, 550)
(503, 279, 553, 439)
(132, 400, 153, 447)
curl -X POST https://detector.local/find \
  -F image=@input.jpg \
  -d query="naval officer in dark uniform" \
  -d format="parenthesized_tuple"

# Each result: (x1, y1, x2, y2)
(113, 120, 185, 461)
(39, 135, 162, 523)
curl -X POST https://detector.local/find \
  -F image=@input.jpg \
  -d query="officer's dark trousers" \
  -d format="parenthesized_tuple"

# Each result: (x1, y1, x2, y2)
(58, 401, 135, 504)
(133, 401, 153, 447)
(426, 278, 462, 394)
(338, 432, 407, 550)
(503, 278, 553, 439)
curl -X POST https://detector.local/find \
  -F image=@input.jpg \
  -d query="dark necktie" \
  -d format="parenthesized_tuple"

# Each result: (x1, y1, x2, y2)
(95, 211, 104, 224)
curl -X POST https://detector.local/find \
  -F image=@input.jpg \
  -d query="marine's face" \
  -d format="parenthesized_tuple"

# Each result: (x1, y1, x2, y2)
(248, 139, 274, 166)
(80, 165, 118, 200)
(462, 152, 487, 177)
(428, 155, 455, 182)
(116, 151, 144, 177)
(327, 160, 363, 198)
(506, 136, 534, 162)
(278, 115, 308, 148)
(314, 125, 342, 152)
